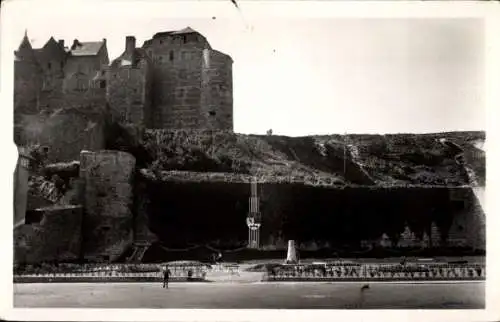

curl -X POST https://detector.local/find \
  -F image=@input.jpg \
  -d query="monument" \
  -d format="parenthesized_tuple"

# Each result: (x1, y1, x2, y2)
(285, 240, 299, 264)
(246, 179, 261, 249)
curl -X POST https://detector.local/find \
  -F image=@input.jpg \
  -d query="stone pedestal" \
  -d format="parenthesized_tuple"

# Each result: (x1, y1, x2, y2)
(285, 240, 298, 264)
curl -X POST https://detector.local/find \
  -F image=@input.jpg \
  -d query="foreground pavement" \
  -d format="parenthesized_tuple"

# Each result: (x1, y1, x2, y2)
(14, 281, 484, 309)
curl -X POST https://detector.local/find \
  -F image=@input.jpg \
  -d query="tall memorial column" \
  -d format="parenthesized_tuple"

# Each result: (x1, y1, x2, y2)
(247, 179, 261, 249)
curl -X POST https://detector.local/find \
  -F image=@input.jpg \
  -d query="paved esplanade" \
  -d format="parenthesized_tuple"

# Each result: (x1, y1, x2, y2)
(14, 281, 484, 309)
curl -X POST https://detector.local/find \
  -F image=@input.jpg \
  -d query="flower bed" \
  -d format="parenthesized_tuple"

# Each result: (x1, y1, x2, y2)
(264, 263, 485, 281)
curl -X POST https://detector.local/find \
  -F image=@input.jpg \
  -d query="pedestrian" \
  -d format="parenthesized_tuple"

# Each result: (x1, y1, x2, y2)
(163, 266, 171, 289)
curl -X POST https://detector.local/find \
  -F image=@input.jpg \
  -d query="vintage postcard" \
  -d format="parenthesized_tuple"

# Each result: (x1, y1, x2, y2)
(1, 0, 499, 321)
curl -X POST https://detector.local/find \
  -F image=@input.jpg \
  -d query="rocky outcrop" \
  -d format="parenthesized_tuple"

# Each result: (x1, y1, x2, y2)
(16, 129, 486, 263)
(137, 130, 485, 187)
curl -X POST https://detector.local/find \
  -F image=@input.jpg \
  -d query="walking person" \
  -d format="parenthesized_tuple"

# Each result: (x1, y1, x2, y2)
(163, 265, 171, 289)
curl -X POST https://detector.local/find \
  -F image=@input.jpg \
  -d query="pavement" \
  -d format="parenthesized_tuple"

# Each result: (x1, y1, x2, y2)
(14, 281, 485, 309)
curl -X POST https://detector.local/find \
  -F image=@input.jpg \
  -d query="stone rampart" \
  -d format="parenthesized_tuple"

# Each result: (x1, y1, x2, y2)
(79, 150, 136, 261)
(14, 205, 83, 263)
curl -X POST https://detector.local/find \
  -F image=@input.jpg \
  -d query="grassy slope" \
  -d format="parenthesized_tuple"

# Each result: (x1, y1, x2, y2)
(136, 129, 485, 187)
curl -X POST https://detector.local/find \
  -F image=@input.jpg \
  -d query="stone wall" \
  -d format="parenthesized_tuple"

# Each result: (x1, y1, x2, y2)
(79, 150, 136, 261)
(447, 188, 485, 250)
(14, 205, 83, 263)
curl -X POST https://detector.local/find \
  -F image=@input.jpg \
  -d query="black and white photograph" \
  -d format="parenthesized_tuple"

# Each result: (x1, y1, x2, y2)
(1, 0, 499, 321)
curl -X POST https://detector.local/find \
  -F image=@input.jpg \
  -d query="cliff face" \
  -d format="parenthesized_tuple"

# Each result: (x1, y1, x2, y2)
(128, 129, 485, 252)
(19, 128, 485, 263)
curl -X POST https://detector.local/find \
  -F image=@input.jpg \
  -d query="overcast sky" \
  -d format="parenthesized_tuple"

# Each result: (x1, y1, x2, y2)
(3, 1, 485, 136)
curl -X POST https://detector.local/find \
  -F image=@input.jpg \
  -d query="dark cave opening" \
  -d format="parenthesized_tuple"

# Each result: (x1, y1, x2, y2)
(139, 179, 481, 254)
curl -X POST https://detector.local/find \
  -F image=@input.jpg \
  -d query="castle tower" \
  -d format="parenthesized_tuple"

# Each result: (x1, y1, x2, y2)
(200, 48, 233, 131)
(107, 36, 152, 127)
(36, 37, 68, 111)
(14, 30, 43, 120)
(142, 27, 233, 130)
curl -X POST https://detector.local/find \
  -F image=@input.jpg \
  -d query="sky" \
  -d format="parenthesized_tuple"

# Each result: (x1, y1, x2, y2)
(3, 1, 486, 136)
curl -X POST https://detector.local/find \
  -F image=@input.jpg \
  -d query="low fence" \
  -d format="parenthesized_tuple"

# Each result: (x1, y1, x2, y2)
(13, 263, 243, 283)
(265, 263, 486, 282)
(13, 262, 486, 283)
(14, 263, 207, 275)
(14, 274, 207, 284)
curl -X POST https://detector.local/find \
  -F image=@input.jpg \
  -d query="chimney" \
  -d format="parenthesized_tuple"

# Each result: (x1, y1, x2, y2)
(71, 39, 80, 50)
(58, 39, 65, 47)
(126, 36, 136, 54)
(102, 38, 107, 45)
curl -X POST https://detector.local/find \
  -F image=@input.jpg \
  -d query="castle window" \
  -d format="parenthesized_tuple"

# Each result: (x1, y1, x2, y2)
(209, 111, 216, 117)
(169, 51, 174, 61)
(99, 80, 106, 89)
(183, 36, 187, 44)
(47, 62, 51, 69)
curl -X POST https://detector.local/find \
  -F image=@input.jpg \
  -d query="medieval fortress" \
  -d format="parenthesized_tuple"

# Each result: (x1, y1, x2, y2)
(14, 27, 233, 140)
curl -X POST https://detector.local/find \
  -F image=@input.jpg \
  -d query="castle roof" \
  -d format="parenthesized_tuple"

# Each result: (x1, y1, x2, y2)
(70, 40, 105, 56)
(152, 26, 200, 39)
(170, 27, 198, 35)
(17, 30, 32, 51)
(43, 37, 62, 50)
(14, 31, 43, 64)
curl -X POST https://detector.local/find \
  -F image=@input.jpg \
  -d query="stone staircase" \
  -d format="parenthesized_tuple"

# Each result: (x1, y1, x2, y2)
(205, 264, 265, 283)
(126, 243, 150, 263)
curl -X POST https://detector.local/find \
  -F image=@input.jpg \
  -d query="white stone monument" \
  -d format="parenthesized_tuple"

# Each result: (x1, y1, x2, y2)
(285, 240, 298, 264)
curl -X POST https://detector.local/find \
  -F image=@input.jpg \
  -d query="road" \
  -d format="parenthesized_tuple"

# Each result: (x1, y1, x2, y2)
(14, 281, 484, 309)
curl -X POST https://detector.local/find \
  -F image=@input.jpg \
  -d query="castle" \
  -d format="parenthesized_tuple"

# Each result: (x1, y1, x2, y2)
(14, 27, 233, 145)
